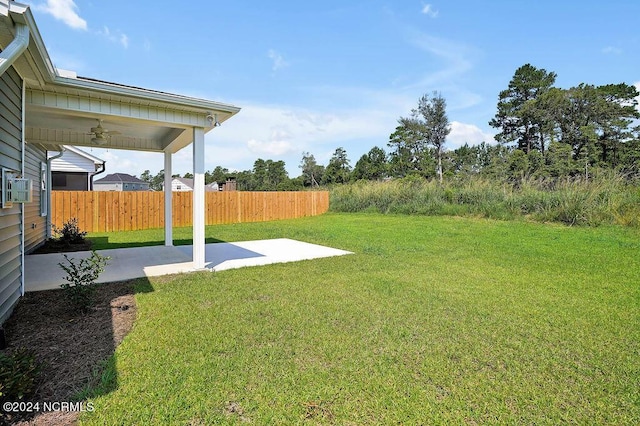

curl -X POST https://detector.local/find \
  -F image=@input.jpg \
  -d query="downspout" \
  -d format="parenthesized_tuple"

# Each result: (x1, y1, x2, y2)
(0, 22, 30, 76)
(90, 161, 106, 191)
(47, 148, 65, 239)
(20, 79, 25, 296)
(0, 21, 30, 297)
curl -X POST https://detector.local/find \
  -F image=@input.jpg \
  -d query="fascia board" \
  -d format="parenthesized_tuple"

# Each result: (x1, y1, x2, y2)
(10, 3, 57, 82)
(61, 145, 105, 165)
(52, 75, 241, 117)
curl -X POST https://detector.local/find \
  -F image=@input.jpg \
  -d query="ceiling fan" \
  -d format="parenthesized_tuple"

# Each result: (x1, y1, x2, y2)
(88, 119, 120, 145)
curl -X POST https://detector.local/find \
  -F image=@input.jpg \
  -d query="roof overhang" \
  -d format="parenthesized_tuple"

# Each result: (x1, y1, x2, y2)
(1, 1, 240, 154)
(53, 145, 105, 165)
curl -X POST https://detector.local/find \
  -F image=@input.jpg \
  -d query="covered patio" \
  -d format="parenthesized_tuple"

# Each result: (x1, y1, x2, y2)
(25, 239, 353, 292)
(8, 0, 241, 269)
(27, 74, 240, 270)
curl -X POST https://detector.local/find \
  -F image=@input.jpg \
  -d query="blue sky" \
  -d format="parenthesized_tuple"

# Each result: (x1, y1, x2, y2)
(25, 0, 640, 177)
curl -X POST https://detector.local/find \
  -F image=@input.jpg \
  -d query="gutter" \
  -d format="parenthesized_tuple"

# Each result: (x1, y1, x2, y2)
(0, 22, 29, 76)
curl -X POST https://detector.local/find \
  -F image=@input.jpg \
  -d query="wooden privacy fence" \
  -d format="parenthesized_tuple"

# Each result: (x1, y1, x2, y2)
(51, 191, 330, 233)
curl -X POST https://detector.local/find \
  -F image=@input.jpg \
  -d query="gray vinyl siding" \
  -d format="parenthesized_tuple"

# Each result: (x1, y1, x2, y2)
(0, 66, 23, 324)
(24, 143, 47, 253)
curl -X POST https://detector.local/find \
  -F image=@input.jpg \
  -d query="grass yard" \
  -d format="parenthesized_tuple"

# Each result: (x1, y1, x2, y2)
(82, 213, 639, 424)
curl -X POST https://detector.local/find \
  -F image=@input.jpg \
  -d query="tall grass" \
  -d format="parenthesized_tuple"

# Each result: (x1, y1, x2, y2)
(330, 173, 640, 227)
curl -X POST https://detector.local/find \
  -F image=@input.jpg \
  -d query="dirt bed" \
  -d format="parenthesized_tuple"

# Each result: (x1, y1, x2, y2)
(1, 281, 137, 425)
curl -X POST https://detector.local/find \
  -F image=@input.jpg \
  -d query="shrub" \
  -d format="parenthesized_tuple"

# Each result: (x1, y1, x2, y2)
(59, 251, 110, 313)
(53, 217, 87, 244)
(0, 349, 40, 402)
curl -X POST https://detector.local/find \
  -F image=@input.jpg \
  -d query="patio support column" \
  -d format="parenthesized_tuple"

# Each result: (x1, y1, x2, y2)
(164, 150, 173, 246)
(192, 127, 206, 269)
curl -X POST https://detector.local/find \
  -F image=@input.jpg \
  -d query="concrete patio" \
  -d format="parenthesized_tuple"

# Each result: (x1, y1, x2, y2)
(25, 239, 353, 292)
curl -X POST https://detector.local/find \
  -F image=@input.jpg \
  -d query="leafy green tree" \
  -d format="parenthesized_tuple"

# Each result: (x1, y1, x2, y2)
(478, 143, 512, 180)
(544, 141, 579, 178)
(206, 166, 230, 184)
(324, 147, 351, 184)
(352, 146, 388, 180)
(235, 170, 255, 191)
(299, 152, 324, 187)
(250, 159, 290, 190)
(140, 170, 152, 184)
(399, 92, 451, 183)
(387, 125, 419, 177)
(449, 144, 480, 176)
(490, 64, 557, 153)
(352, 154, 370, 181)
(141, 169, 165, 191)
(594, 83, 640, 166)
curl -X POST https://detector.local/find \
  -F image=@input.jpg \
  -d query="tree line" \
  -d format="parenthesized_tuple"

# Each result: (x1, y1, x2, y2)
(139, 63, 639, 190)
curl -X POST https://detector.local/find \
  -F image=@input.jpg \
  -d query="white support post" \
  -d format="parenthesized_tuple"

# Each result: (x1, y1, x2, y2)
(164, 150, 173, 246)
(192, 127, 206, 269)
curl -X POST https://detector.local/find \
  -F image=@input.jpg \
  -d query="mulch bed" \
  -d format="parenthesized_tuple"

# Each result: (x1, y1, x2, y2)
(1, 281, 137, 426)
(30, 240, 93, 255)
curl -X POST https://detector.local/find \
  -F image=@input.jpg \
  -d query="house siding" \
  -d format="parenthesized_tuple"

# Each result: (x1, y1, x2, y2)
(24, 143, 47, 253)
(171, 178, 193, 191)
(0, 66, 23, 324)
(50, 150, 96, 173)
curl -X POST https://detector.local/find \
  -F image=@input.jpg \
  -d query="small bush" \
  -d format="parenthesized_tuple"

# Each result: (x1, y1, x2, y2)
(0, 349, 40, 402)
(53, 218, 87, 244)
(59, 251, 110, 313)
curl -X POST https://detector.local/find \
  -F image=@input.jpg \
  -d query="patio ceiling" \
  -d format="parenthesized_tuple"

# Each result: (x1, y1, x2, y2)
(24, 74, 240, 154)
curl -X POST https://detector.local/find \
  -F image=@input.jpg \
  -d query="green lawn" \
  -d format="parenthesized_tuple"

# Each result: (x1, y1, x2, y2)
(84, 213, 640, 424)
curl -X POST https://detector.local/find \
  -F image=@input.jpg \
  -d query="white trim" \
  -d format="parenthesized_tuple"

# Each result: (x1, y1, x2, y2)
(0, 22, 29, 76)
(54, 76, 240, 117)
(164, 151, 173, 246)
(192, 127, 205, 269)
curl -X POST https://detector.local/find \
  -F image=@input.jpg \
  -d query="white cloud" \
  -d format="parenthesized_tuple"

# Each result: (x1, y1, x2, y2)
(248, 139, 296, 156)
(267, 49, 289, 71)
(97, 26, 129, 49)
(447, 121, 494, 149)
(421, 4, 439, 18)
(206, 99, 400, 175)
(407, 33, 474, 87)
(119, 34, 129, 49)
(35, 0, 87, 30)
(602, 46, 622, 55)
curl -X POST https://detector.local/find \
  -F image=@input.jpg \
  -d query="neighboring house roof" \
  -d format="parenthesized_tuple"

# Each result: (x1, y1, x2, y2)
(173, 177, 194, 189)
(49, 145, 105, 173)
(94, 173, 147, 184)
(170, 178, 220, 191)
